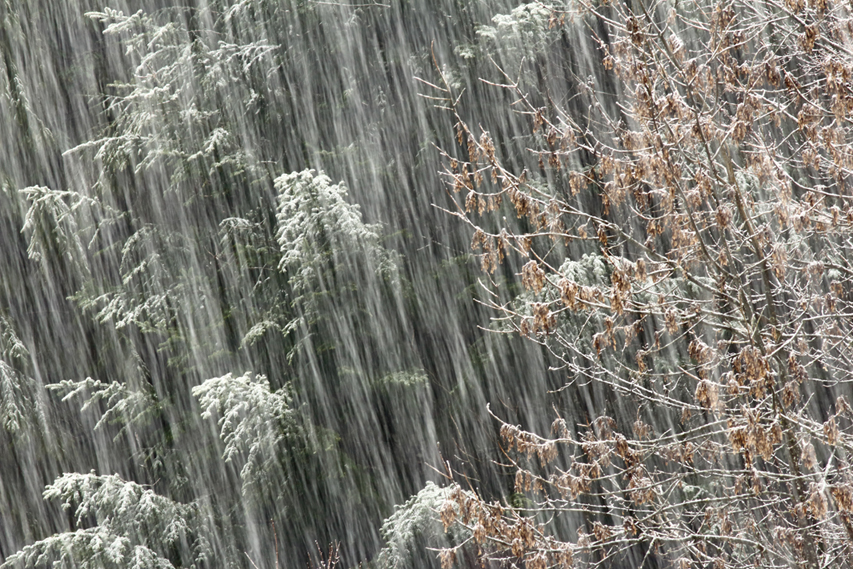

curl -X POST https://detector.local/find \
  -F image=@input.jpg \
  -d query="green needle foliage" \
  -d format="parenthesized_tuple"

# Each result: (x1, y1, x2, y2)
(192, 371, 303, 495)
(2, 472, 210, 569)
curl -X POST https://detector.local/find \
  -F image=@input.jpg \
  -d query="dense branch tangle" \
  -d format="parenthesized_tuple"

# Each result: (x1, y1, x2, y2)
(426, 0, 853, 567)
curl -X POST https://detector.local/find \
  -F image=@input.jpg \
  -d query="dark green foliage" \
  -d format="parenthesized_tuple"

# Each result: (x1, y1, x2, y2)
(0, 1, 589, 568)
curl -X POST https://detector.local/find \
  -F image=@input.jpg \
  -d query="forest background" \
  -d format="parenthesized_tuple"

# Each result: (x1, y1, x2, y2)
(1, 0, 853, 568)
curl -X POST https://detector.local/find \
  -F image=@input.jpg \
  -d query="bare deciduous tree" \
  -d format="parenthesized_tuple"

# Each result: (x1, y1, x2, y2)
(424, 0, 853, 566)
